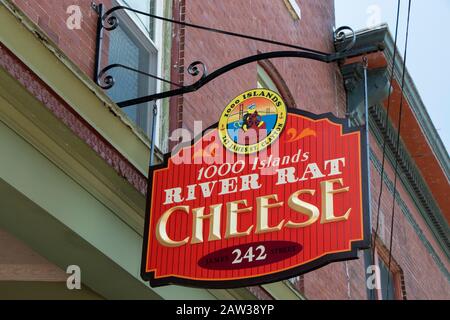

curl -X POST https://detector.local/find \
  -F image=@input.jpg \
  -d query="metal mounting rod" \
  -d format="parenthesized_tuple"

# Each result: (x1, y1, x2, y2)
(97, 63, 183, 90)
(92, 3, 377, 108)
(93, 3, 104, 84)
(100, 5, 331, 55)
(116, 46, 381, 108)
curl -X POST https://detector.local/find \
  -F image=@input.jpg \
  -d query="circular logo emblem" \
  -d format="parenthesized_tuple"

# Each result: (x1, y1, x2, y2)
(218, 89, 287, 154)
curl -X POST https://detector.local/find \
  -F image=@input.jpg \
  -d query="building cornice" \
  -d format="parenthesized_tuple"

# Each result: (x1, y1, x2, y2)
(339, 25, 450, 261)
(337, 24, 449, 182)
(370, 104, 450, 260)
(383, 29, 450, 181)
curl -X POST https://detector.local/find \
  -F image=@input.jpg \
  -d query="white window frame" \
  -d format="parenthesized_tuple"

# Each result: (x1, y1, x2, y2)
(113, 0, 165, 148)
(257, 65, 280, 93)
(283, 0, 302, 20)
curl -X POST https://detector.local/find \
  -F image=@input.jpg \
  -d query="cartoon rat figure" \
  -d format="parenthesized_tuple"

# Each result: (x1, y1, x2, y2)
(242, 103, 265, 132)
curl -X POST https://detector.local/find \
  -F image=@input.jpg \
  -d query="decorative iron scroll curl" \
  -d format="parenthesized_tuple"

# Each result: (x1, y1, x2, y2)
(96, 63, 183, 90)
(100, 5, 146, 31)
(187, 61, 208, 81)
(93, 3, 380, 108)
(334, 26, 356, 52)
(96, 5, 209, 91)
(97, 67, 115, 90)
(102, 14, 119, 31)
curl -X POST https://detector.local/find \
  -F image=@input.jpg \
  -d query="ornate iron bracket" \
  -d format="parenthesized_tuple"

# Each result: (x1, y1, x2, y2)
(92, 3, 375, 108)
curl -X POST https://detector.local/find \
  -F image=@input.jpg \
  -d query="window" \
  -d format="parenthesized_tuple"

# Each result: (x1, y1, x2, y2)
(257, 61, 296, 108)
(121, 0, 156, 40)
(257, 65, 280, 93)
(287, 275, 306, 298)
(283, 0, 302, 20)
(372, 243, 407, 300)
(378, 257, 396, 300)
(107, 0, 163, 144)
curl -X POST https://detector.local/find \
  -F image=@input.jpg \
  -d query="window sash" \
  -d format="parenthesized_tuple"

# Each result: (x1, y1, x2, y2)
(257, 65, 280, 93)
(107, 0, 162, 142)
(117, 0, 157, 42)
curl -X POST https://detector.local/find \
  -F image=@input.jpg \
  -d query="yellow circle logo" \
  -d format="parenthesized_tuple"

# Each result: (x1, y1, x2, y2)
(218, 89, 287, 154)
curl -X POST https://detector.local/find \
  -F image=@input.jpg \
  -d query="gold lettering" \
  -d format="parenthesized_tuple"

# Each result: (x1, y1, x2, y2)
(256, 194, 285, 234)
(285, 189, 320, 227)
(191, 204, 222, 244)
(156, 206, 190, 247)
(320, 178, 351, 223)
(225, 200, 254, 238)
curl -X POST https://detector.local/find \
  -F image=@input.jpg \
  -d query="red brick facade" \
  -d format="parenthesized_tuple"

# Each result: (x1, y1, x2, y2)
(12, 0, 110, 77)
(369, 136, 450, 299)
(6, 0, 449, 300)
(180, 0, 345, 134)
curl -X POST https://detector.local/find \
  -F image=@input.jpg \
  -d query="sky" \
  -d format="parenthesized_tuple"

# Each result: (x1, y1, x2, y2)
(335, 0, 450, 153)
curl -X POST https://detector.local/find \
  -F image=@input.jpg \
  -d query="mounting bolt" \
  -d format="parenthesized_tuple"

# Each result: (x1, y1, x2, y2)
(91, 2, 98, 12)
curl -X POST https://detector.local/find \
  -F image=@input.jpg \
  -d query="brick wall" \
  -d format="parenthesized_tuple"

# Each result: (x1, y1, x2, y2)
(12, 0, 110, 77)
(304, 133, 450, 299)
(368, 135, 450, 299)
(180, 0, 345, 135)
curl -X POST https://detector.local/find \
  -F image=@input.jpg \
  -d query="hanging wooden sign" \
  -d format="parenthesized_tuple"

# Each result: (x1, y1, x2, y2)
(141, 89, 370, 288)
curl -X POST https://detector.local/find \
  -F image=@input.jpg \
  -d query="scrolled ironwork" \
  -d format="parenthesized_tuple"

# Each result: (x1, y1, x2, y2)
(96, 63, 183, 90)
(101, 5, 144, 31)
(97, 70, 115, 90)
(93, 4, 383, 109)
(187, 61, 208, 80)
(334, 26, 356, 52)
(102, 14, 119, 31)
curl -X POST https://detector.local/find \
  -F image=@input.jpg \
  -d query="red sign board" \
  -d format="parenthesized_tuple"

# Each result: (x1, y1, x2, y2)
(141, 90, 369, 288)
